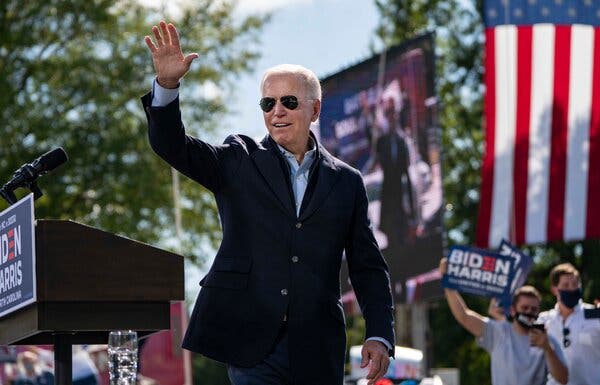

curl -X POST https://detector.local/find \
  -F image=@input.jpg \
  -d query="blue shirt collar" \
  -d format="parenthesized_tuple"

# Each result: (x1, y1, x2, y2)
(276, 137, 316, 166)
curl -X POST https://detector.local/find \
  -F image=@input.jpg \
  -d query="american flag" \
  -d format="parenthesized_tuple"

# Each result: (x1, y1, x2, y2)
(477, 0, 600, 247)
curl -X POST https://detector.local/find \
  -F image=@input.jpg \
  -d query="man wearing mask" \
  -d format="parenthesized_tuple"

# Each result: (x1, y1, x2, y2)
(439, 258, 568, 385)
(538, 263, 600, 385)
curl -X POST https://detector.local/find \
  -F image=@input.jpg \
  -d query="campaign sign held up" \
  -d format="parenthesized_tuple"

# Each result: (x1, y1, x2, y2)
(442, 245, 514, 302)
(494, 239, 534, 311)
(0, 194, 36, 318)
(498, 239, 533, 294)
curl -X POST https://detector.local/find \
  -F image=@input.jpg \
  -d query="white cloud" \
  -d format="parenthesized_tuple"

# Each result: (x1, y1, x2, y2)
(135, 0, 190, 19)
(234, 0, 315, 15)
(138, 0, 320, 19)
(200, 81, 223, 100)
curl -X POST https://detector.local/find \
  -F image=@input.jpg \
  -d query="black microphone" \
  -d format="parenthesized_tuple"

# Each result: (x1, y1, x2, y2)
(1, 148, 68, 204)
(31, 148, 68, 175)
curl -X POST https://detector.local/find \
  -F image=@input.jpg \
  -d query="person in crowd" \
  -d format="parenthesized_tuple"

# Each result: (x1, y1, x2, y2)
(10, 351, 53, 385)
(71, 347, 100, 385)
(439, 258, 568, 385)
(537, 263, 600, 385)
(23, 346, 99, 385)
(141, 21, 395, 385)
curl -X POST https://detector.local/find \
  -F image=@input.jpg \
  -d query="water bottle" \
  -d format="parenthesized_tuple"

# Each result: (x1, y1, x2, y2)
(108, 330, 138, 385)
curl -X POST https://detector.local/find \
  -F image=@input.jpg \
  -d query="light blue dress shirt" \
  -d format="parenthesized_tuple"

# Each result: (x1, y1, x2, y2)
(276, 143, 316, 216)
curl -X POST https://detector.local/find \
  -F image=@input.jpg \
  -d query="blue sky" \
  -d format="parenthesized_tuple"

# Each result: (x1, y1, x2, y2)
(143, 0, 382, 138)
(225, 0, 382, 138)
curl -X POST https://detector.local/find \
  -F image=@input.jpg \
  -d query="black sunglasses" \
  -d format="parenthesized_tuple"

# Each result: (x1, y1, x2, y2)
(562, 327, 571, 348)
(259, 95, 299, 112)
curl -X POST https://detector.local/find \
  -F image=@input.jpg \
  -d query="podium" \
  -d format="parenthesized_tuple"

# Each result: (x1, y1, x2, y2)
(0, 220, 185, 385)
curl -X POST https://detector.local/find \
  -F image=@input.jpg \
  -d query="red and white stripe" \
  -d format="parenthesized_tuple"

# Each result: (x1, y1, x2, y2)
(477, 24, 600, 247)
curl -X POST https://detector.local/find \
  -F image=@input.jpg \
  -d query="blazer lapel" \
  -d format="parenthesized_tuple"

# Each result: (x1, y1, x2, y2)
(299, 147, 340, 221)
(251, 136, 296, 218)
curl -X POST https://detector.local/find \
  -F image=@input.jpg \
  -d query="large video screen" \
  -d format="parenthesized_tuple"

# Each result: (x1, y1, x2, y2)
(318, 34, 443, 302)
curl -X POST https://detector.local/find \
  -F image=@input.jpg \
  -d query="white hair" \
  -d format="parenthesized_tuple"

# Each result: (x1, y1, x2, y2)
(260, 64, 322, 100)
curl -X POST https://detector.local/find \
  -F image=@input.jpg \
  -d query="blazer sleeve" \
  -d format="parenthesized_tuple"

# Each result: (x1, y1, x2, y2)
(344, 172, 395, 352)
(141, 92, 242, 193)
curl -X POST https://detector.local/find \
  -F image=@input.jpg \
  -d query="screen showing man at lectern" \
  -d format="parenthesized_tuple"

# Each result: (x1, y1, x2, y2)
(318, 34, 443, 302)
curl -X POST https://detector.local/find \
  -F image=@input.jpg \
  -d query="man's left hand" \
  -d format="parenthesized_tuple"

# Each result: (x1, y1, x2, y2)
(360, 340, 390, 385)
(529, 328, 551, 351)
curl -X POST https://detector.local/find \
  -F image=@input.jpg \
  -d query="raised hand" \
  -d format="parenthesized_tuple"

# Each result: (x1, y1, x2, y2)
(144, 21, 198, 89)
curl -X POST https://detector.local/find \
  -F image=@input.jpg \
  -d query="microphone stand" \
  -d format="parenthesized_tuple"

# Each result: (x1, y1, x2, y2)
(0, 166, 44, 205)
(0, 187, 17, 205)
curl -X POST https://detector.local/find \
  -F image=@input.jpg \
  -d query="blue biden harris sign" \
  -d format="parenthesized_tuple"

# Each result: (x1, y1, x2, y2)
(442, 245, 515, 302)
(0, 194, 36, 318)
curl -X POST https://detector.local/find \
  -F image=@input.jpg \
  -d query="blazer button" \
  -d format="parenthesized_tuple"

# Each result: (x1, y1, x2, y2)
(295, 222, 302, 229)
(281, 289, 288, 296)
(291, 256, 299, 263)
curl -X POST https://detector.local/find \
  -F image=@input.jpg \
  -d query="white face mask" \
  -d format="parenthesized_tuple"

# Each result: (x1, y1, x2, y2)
(514, 312, 539, 329)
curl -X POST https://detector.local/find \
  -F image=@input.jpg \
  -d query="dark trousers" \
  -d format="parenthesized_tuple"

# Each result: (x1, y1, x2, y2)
(227, 323, 292, 385)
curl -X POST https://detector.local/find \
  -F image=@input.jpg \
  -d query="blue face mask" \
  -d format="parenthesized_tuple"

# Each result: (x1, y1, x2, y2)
(559, 288, 582, 308)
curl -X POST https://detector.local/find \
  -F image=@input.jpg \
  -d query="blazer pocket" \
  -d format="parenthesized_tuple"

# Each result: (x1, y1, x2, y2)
(199, 256, 252, 290)
(211, 256, 252, 273)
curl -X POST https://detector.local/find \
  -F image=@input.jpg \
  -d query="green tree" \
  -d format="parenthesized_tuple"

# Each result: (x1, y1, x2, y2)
(0, 0, 266, 265)
(1, 1, 266, 384)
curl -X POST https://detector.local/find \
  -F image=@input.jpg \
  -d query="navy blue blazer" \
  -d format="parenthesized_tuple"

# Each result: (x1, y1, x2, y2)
(142, 93, 395, 385)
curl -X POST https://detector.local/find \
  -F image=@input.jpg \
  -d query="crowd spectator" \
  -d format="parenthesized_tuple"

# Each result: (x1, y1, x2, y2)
(439, 258, 568, 385)
(538, 263, 600, 385)
(9, 351, 53, 385)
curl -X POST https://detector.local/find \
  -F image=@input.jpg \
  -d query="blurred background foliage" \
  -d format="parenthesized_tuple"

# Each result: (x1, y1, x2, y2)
(0, 0, 266, 265)
(0, 2, 266, 383)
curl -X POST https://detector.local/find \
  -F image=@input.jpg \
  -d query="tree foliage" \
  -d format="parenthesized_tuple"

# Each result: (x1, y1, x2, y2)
(0, 0, 266, 264)
(1, 2, 266, 383)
